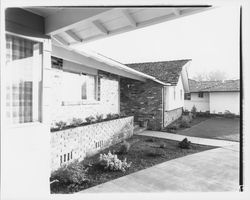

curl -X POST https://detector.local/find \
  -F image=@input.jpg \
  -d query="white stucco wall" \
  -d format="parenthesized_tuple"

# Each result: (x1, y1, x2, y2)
(209, 92, 239, 115)
(165, 77, 184, 111)
(184, 92, 210, 112)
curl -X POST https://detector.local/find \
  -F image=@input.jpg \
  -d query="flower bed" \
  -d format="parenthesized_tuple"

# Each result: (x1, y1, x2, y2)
(51, 116, 134, 172)
(50, 135, 216, 193)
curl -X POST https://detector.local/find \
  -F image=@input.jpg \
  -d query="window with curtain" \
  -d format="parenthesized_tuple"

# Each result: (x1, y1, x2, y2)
(5, 34, 42, 124)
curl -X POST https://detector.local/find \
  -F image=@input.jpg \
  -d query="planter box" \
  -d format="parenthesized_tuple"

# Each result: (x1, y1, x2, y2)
(50, 116, 134, 172)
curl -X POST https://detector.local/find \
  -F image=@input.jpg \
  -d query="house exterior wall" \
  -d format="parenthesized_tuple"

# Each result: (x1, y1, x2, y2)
(51, 116, 133, 171)
(2, 8, 51, 199)
(50, 68, 120, 125)
(184, 92, 210, 112)
(165, 77, 184, 111)
(209, 92, 239, 115)
(120, 78, 163, 130)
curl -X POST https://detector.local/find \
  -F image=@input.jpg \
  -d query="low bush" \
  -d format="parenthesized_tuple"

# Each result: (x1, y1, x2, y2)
(224, 110, 235, 118)
(55, 121, 67, 130)
(71, 118, 83, 127)
(119, 140, 131, 154)
(50, 161, 89, 192)
(159, 143, 166, 148)
(106, 113, 120, 120)
(85, 116, 96, 124)
(96, 114, 104, 122)
(178, 138, 191, 149)
(99, 151, 131, 172)
(179, 119, 191, 128)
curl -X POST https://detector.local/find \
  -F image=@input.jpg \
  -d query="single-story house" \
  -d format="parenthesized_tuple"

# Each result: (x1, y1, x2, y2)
(184, 79, 240, 115)
(122, 60, 191, 129)
(1, 6, 210, 199)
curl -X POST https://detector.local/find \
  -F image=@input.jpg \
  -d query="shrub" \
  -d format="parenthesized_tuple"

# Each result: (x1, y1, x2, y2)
(178, 138, 191, 149)
(119, 141, 131, 154)
(224, 110, 235, 118)
(85, 116, 95, 124)
(50, 161, 88, 192)
(71, 118, 83, 127)
(96, 114, 104, 122)
(191, 105, 197, 118)
(159, 143, 166, 148)
(99, 151, 131, 172)
(55, 121, 67, 130)
(179, 119, 191, 128)
(106, 113, 120, 120)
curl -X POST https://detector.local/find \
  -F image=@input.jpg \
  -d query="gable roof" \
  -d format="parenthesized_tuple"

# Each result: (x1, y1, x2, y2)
(189, 79, 240, 92)
(126, 59, 191, 85)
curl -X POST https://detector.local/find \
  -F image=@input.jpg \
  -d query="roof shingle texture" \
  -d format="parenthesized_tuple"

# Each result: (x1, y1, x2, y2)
(126, 60, 191, 85)
(189, 79, 240, 92)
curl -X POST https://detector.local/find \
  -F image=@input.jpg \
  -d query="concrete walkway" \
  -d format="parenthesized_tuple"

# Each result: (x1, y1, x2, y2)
(79, 131, 239, 193)
(137, 130, 239, 147)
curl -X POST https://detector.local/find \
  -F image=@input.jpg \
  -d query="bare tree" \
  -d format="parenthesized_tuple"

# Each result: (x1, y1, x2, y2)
(192, 70, 227, 81)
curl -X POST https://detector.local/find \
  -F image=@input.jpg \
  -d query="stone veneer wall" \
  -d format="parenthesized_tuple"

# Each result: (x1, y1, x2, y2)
(120, 78, 163, 130)
(51, 116, 133, 172)
(164, 107, 183, 127)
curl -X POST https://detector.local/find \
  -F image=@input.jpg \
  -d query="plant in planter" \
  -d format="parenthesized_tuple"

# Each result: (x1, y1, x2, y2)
(55, 121, 67, 130)
(99, 151, 131, 172)
(85, 116, 96, 124)
(178, 138, 191, 149)
(96, 114, 104, 122)
(71, 118, 83, 127)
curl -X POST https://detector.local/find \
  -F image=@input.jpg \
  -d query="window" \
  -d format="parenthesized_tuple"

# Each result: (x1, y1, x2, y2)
(81, 74, 100, 101)
(184, 93, 191, 100)
(5, 34, 42, 124)
(198, 92, 204, 98)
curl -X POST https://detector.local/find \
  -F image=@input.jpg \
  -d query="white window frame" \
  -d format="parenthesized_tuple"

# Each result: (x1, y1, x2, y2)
(4, 32, 45, 127)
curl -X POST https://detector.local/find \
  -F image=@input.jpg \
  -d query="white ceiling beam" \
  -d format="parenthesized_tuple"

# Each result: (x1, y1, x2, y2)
(52, 35, 69, 46)
(92, 20, 109, 35)
(121, 10, 137, 27)
(172, 9, 181, 16)
(45, 8, 110, 35)
(65, 30, 83, 42)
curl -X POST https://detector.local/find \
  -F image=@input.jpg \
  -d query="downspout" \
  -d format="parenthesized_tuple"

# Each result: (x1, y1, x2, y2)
(162, 86, 165, 129)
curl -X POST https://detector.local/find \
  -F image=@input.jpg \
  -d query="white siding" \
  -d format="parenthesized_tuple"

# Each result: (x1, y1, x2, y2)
(209, 92, 239, 115)
(165, 77, 184, 111)
(184, 92, 210, 112)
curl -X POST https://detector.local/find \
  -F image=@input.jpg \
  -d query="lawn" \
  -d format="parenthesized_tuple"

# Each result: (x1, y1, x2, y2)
(50, 135, 216, 193)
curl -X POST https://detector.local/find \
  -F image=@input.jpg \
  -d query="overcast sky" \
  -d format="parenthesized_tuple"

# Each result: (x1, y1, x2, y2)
(80, 5, 240, 80)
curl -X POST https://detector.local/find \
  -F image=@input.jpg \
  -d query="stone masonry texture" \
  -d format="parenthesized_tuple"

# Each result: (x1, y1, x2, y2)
(120, 77, 163, 130)
(51, 116, 134, 172)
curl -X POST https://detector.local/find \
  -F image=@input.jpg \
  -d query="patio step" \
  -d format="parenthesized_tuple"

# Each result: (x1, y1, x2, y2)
(133, 123, 147, 134)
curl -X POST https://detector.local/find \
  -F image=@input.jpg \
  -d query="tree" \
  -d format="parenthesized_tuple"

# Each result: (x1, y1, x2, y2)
(192, 70, 227, 81)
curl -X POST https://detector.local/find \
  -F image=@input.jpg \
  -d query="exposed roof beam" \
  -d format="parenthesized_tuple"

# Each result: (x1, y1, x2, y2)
(172, 9, 181, 16)
(52, 35, 69, 46)
(121, 10, 137, 27)
(92, 20, 109, 35)
(45, 8, 110, 35)
(65, 30, 82, 42)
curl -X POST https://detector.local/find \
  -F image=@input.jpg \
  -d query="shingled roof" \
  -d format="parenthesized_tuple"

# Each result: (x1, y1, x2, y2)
(189, 79, 240, 92)
(126, 59, 191, 85)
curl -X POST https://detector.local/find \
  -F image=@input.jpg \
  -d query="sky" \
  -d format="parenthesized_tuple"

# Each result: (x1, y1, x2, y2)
(79, 5, 240, 80)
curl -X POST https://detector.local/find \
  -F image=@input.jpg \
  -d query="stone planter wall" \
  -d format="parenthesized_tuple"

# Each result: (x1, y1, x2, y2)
(51, 116, 134, 172)
(164, 107, 183, 127)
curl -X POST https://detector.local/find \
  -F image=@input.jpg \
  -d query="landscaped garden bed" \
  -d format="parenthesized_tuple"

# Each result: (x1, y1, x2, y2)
(50, 135, 216, 194)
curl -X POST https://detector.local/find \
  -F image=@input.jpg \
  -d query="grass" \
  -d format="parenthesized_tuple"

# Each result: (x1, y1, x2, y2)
(51, 135, 216, 193)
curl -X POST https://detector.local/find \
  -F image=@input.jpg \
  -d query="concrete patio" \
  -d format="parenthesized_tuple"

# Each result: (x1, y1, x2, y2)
(79, 132, 239, 193)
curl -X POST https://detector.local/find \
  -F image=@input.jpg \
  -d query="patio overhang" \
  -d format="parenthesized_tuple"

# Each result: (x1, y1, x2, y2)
(52, 43, 171, 84)
(24, 6, 213, 47)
